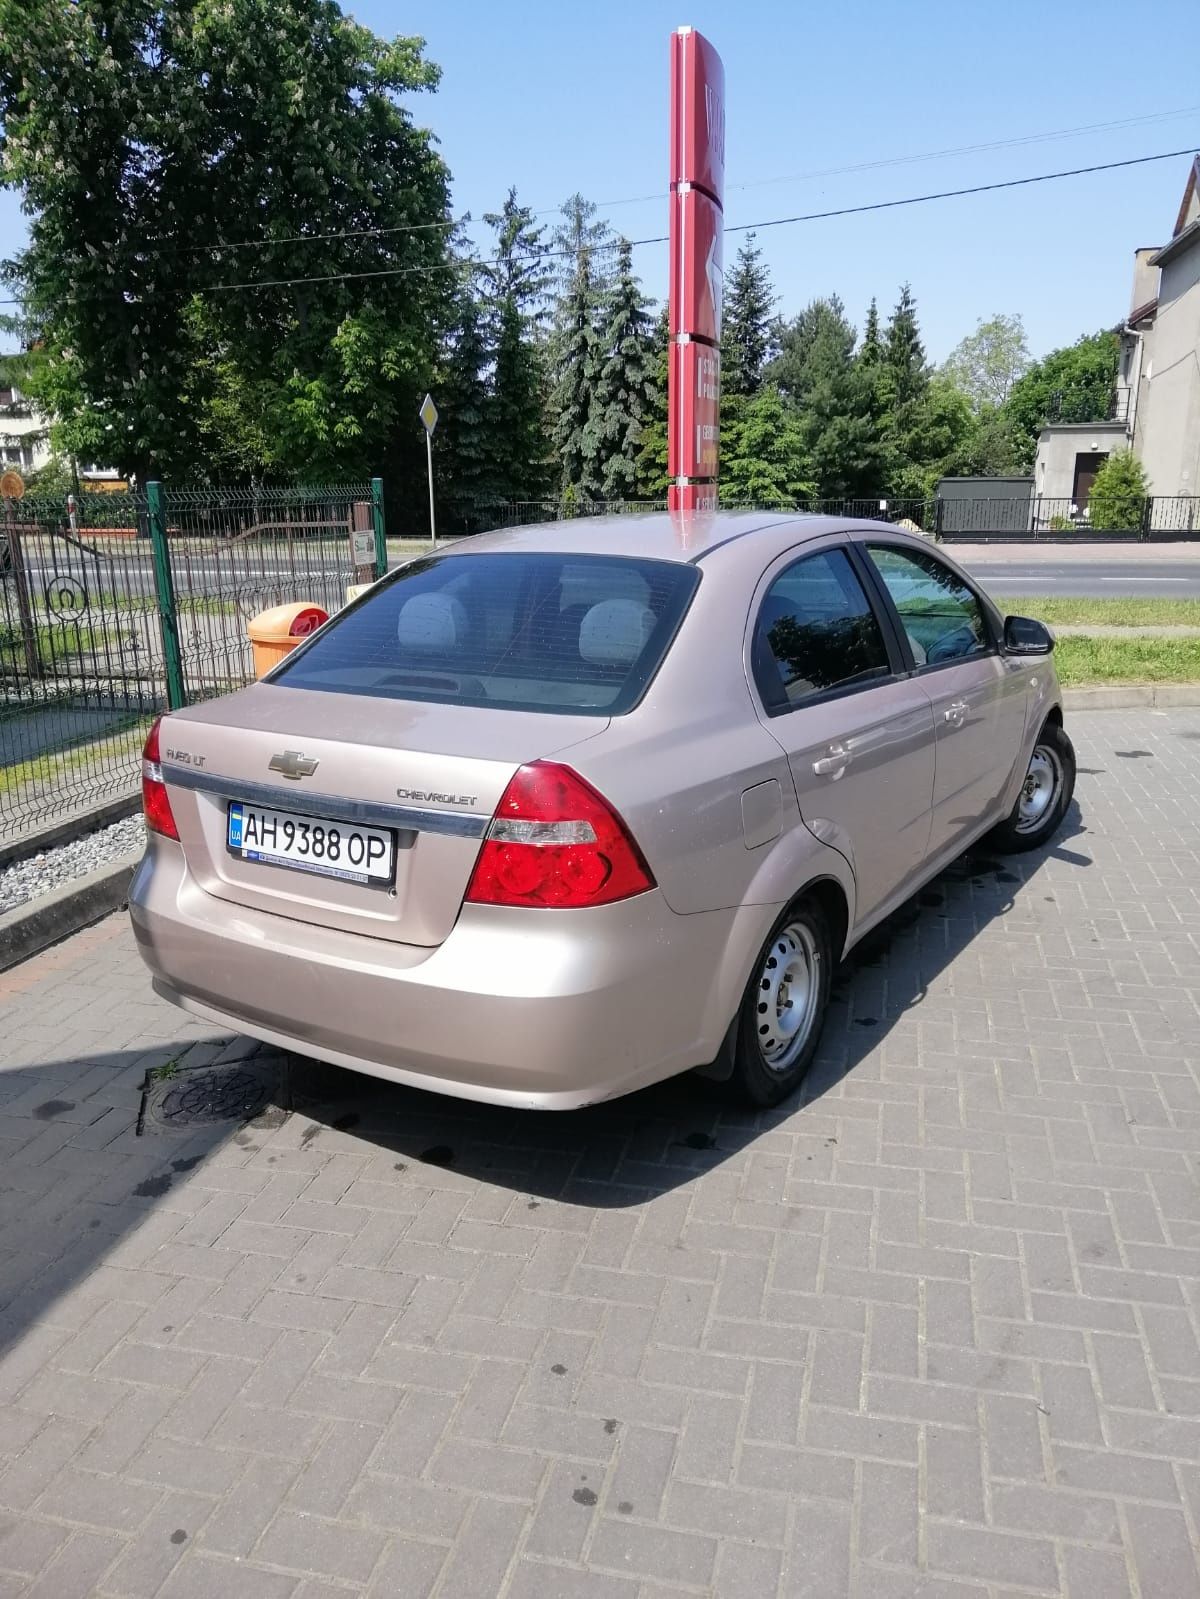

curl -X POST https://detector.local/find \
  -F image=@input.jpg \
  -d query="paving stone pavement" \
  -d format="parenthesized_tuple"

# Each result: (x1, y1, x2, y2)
(1, 706, 1199, 1599)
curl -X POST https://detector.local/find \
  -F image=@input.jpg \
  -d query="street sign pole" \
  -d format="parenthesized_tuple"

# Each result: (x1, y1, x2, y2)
(425, 427, 437, 548)
(419, 393, 439, 548)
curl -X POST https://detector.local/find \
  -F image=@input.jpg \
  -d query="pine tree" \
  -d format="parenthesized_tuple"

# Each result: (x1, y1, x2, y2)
(585, 241, 658, 500)
(721, 233, 776, 399)
(482, 189, 551, 500)
(882, 283, 929, 407)
(859, 298, 881, 367)
(553, 193, 614, 296)
(636, 308, 670, 498)
(439, 278, 497, 528)
(771, 296, 856, 405)
(1088, 449, 1151, 531)
(482, 187, 553, 328)
(551, 245, 602, 498)
(769, 297, 885, 500)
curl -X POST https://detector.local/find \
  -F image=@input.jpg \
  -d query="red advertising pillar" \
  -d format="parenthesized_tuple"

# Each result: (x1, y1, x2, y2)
(668, 27, 725, 514)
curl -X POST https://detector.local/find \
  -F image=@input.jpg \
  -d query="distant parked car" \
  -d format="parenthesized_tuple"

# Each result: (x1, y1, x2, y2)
(130, 512, 1074, 1109)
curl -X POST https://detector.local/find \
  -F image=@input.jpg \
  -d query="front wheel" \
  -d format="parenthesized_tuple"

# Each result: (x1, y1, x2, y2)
(729, 899, 833, 1107)
(988, 721, 1076, 854)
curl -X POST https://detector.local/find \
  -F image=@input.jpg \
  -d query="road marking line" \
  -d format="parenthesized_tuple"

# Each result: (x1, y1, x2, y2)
(1100, 576, 1189, 582)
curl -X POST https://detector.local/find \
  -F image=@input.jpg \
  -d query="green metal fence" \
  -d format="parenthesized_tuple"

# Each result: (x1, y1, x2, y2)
(1, 479, 385, 849)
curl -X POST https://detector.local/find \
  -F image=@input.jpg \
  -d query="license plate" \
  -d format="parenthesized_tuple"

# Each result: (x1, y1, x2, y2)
(227, 801, 394, 888)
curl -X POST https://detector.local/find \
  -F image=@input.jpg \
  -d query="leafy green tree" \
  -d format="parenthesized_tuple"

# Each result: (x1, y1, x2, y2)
(551, 246, 602, 497)
(951, 405, 1022, 477)
(1087, 449, 1151, 530)
(882, 283, 929, 408)
(0, 0, 453, 495)
(586, 241, 658, 500)
(1002, 330, 1120, 468)
(884, 377, 978, 499)
(721, 234, 776, 399)
(722, 387, 813, 506)
(941, 313, 1031, 410)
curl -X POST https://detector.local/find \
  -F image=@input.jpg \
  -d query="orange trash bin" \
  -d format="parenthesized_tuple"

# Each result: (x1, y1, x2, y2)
(247, 602, 329, 679)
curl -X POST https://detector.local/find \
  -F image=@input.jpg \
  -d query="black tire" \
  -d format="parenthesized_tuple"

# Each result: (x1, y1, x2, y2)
(729, 897, 833, 1108)
(987, 721, 1076, 854)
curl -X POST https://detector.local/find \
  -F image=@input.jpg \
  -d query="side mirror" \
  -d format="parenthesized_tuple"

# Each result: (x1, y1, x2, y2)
(1003, 614, 1054, 655)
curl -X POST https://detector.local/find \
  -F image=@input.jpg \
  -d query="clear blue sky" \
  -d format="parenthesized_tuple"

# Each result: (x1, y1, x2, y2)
(2, 0, 1198, 362)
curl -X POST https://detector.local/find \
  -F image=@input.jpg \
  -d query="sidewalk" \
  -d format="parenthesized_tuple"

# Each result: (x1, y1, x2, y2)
(1, 706, 1199, 1597)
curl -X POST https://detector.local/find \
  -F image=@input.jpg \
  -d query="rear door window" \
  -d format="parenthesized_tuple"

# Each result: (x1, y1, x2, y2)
(272, 552, 699, 715)
(752, 547, 892, 713)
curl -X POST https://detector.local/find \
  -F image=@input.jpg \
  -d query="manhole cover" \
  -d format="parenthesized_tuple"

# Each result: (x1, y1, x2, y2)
(144, 1063, 278, 1130)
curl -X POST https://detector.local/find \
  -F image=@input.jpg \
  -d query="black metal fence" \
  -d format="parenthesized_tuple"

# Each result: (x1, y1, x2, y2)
(445, 494, 1200, 541)
(2, 481, 383, 848)
(4, 480, 1200, 850)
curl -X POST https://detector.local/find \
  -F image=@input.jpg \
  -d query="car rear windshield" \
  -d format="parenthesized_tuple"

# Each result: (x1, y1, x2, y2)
(271, 552, 700, 715)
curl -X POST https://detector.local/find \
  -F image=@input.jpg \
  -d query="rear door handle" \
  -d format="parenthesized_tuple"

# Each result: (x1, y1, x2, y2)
(812, 744, 851, 778)
(943, 699, 968, 727)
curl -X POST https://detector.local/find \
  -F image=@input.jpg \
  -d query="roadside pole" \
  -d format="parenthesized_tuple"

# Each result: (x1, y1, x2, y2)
(1, 470, 41, 679)
(419, 393, 439, 548)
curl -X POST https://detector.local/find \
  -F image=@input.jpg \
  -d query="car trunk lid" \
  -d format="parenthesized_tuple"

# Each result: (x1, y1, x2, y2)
(158, 683, 606, 946)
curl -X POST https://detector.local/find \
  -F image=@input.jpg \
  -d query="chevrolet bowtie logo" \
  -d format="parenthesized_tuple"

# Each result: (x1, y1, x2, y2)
(269, 750, 319, 780)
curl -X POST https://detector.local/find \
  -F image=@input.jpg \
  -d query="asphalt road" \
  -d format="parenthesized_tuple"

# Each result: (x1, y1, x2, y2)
(937, 539, 1200, 598)
(959, 557, 1200, 598)
(13, 544, 1200, 601)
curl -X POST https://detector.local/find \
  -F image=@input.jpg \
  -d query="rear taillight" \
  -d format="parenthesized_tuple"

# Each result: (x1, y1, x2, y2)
(465, 762, 655, 909)
(142, 717, 180, 841)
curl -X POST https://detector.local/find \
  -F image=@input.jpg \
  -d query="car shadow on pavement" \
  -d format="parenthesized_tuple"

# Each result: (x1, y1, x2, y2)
(0, 1046, 235, 1361)
(0, 808, 1091, 1363)
(281, 801, 1091, 1207)
(802, 799, 1090, 1108)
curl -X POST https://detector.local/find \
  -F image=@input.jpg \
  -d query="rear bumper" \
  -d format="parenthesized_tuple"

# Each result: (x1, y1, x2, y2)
(129, 838, 773, 1109)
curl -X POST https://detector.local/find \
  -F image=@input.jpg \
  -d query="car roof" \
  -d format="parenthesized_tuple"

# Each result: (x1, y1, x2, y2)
(442, 511, 932, 566)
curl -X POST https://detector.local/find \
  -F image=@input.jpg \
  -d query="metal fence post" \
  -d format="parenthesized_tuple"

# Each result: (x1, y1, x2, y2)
(146, 480, 186, 710)
(371, 477, 387, 579)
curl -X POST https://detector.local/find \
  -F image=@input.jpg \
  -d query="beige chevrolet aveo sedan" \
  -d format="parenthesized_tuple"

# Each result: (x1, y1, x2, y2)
(131, 513, 1075, 1110)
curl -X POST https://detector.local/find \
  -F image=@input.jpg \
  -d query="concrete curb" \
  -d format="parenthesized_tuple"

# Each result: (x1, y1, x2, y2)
(0, 852, 140, 973)
(1063, 684, 1200, 710)
(0, 790, 140, 870)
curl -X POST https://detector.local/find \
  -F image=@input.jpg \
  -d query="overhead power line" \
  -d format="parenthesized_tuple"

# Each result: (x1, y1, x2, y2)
(192, 145, 1199, 296)
(579, 103, 1200, 213)
(1, 143, 1194, 306)
(724, 147, 1198, 235)
(55, 103, 1200, 261)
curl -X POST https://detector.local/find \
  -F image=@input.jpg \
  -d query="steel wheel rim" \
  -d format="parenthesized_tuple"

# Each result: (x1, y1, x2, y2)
(755, 920, 822, 1072)
(1016, 743, 1063, 834)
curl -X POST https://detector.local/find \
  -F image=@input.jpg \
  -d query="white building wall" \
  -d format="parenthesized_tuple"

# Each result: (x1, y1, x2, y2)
(1137, 243, 1200, 498)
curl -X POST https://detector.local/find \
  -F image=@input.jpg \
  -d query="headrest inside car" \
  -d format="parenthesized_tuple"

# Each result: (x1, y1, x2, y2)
(397, 592, 467, 651)
(578, 599, 656, 667)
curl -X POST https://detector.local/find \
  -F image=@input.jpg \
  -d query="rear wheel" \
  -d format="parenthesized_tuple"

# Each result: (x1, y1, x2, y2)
(730, 898, 832, 1107)
(988, 721, 1076, 854)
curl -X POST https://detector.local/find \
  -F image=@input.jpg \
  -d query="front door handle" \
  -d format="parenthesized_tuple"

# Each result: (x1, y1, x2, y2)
(812, 744, 851, 778)
(943, 699, 968, 727)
